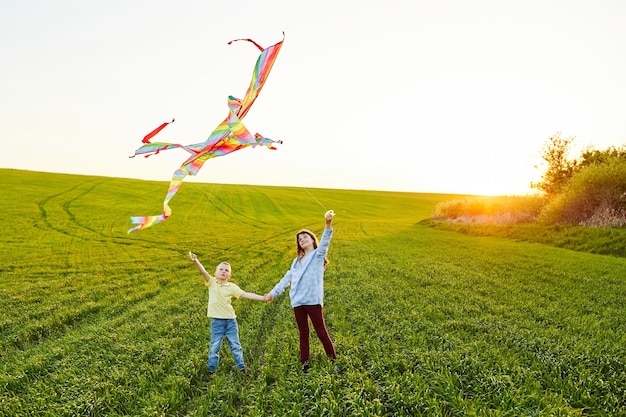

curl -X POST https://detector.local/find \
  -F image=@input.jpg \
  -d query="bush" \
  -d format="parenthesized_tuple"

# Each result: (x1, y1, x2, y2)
(538, 157, 626, 226)
(432, 195, 546, 224)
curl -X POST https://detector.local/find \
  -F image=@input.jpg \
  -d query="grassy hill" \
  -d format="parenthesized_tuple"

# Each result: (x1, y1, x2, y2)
(1, 169, 625, 416)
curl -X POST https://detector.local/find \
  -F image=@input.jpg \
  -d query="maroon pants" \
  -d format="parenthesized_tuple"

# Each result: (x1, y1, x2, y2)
(293, 304, 337, 364)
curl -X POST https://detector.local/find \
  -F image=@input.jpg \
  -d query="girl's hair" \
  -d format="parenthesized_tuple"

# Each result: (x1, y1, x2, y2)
(296, 229, 329, 268)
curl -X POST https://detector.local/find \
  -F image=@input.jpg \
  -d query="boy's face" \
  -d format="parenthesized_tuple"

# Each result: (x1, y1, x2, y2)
(215, 262, 232, 280)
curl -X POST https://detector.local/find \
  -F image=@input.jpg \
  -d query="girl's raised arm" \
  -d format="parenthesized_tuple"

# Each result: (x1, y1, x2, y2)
(324, 210, 334, 229)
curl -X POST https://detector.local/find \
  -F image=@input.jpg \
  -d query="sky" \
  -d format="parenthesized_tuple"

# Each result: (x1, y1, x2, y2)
(1, 0, 625, 196)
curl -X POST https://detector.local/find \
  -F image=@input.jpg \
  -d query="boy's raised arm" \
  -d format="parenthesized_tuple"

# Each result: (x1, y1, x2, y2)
(189, 252, 211, 282)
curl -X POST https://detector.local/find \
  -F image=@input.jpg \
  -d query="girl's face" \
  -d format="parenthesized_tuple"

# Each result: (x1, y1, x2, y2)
(298, 233, 315, 252)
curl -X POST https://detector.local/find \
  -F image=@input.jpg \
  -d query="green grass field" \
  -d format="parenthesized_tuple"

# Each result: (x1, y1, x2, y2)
(1, 168, 625, 416)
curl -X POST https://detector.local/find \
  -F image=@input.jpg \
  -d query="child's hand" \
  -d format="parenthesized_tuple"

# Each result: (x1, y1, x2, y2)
(263, 294, 274, 303)
(189, 252, 197, 262)
(325, 210, 335, 221)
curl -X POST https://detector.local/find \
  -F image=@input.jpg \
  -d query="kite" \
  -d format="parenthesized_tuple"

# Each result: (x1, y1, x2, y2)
(127, 34, 284, 233)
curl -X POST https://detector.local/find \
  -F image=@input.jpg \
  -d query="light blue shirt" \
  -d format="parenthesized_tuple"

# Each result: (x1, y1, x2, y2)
(270, 228, 332, 307)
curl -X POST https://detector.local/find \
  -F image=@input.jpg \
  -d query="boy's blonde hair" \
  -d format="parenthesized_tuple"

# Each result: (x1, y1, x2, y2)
(215, 261, 232, 275)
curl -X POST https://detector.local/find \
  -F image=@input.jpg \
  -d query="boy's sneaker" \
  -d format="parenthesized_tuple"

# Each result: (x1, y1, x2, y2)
(301, 361, 310, 374)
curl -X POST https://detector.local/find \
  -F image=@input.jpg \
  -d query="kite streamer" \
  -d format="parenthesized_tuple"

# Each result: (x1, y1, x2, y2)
(128, 34, 284, 233)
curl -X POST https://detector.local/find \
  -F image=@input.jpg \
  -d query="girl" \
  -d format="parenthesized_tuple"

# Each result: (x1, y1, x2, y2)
(266, 210, 338, 373)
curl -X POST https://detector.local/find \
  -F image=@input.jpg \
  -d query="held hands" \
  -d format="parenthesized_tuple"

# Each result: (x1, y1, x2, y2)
(263, 293, 274, 303)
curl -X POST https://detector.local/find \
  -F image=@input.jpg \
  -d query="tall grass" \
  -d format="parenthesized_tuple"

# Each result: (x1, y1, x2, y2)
(432, 195, 546, 224)
(1, 169, 625, 416)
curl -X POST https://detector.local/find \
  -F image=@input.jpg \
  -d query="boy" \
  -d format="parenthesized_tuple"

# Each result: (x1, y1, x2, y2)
(189, 252, 266, 373)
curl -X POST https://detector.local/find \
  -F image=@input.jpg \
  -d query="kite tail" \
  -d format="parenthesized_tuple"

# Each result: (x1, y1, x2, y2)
(129, 119, 189, 159)
(227, 38, 264, 52)
(130, 142, 199, 159)
(127, 213, 168, 233)
(143, 118, 175, 143)
(127, 169, 186, 233)
(255, 134, 283, 149)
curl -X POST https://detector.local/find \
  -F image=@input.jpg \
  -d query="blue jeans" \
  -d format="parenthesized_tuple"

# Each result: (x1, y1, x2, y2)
(208, 318, 245, 371)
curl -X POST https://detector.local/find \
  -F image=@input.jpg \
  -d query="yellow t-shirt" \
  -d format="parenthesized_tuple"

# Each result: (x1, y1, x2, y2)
(206, 276, 244, 319)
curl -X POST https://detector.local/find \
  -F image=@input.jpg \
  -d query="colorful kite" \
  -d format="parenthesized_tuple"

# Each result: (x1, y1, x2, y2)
(128, 34, 284, 233)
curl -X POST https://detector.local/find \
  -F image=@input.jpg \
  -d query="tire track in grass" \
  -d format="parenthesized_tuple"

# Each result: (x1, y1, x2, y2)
(35, 177, 162, 246)
(37, 178, 137, 246)
(37, 180, 103, 238)
(60, 180, 110, 237)
(35, 178, 209, 260)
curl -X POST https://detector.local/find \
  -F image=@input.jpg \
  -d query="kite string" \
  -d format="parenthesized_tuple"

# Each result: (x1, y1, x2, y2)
(191, 183, 215, 252)
(304, 187, 328, 212)
(199, 183, 215, 222)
